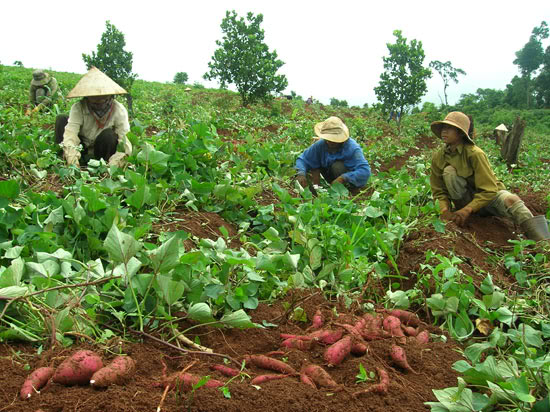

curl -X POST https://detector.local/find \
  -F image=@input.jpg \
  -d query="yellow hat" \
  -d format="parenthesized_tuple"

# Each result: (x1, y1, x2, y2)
(313, 116, 349, 143)
(431, 111, 473, 144)
(67, 67, 127, 98)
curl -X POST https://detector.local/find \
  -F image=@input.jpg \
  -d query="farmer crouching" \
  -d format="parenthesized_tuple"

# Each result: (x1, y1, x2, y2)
(27, 70, 59, 115)
(54, 67, 132, 167)
(430, 111, 550, 241)
(295, 116, 371, 195)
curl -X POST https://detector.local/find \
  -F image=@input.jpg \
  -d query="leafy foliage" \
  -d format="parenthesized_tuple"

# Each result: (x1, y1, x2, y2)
(82, 20, 137, 93)
(204, 10, 288, 106)
(374, 30, 432, 129)
(173, 72, 189, 84)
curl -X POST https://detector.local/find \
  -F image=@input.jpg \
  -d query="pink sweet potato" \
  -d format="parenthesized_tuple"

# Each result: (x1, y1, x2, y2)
(20, 366, 54, 400)
(301, 364, 341, 390)
(350, 342, 368, 356)
(353, 367, 390, 397)
(401, 325, 418, 337)
(300, 371, 317, 389)
(171, 373, 224, 390)
(90, 356, 136, 387)
(209, 364, 240, 377)
(52, 350, 103, 386)
(311, 309, 324, 330)
(390, 345, 417, 374)
(383, 316, 406, 343)
(308, 329, 344, 345)
(324, 335, 352, 366)
(415, 330, 430, 344)
(250, 374, 290, 385)
(279, 333, 312, 341)
(387, 309, 421, 327)
(243, 355, 297, 375)
(281, 337, 314, 351)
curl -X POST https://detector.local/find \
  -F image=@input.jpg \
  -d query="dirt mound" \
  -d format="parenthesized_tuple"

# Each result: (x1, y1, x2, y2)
(0, 290, 463, 412)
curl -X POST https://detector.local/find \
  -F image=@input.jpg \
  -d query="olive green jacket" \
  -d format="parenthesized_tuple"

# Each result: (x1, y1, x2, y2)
(430, 143, 506, 212)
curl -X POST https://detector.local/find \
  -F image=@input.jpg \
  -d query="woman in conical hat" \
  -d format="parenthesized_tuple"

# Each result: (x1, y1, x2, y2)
(54, 67, 132, 167)
(294, 116, 371, 195)
(430, 111, 549, 241)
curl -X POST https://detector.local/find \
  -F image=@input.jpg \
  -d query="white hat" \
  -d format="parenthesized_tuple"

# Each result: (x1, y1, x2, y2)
(67, 66, 127, 98)
(495, 124, 508, 132)
(313, 116, 349, 143)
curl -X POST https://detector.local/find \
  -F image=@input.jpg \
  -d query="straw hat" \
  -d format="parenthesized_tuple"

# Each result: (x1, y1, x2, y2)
(431, 111, 473, 144)
(31, 70, 50, 86)
(495, 124, 508, 132)
(67, 67, 127, 98)
(313, 116, 349, 143)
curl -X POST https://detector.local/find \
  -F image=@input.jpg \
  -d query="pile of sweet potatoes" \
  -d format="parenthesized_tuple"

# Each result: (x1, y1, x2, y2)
(20, 350, 135, 400)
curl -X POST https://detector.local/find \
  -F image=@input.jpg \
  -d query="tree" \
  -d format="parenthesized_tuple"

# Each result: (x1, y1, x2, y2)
(513, 21, 548, 108)
(534, 44, 550, 107)
(82, 21, 137, 111)
(429, 60, 466, 106)
(374, 30, 432, 129)
(204, 10, 288, 106)
(173, 72, 189, 84)
(329, 97, 348, 108)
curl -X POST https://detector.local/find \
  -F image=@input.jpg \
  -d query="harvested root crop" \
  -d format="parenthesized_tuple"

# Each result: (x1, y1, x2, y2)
(243, 355, 297, 375)
(52, 350, 103, 386)
(90, 356, 136, 387)
(324, 335, 352, 366)
(20, 366, 54, 400)
(389, 345, 417, 374)
(353, 367, 390, 397)
(250, 374, 290, 385)
(300, 364, 342, 390)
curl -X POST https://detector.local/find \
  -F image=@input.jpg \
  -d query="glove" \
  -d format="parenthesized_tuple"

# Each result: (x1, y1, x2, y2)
(108, 152, 127, 167)
(451, 207, 472, 226)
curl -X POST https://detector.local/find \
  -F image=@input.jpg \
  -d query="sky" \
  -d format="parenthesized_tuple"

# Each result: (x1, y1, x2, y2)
(2, 0, 548, 107)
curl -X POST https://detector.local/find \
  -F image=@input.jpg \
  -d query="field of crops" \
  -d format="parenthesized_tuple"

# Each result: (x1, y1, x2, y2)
(0, 65, 549, 412)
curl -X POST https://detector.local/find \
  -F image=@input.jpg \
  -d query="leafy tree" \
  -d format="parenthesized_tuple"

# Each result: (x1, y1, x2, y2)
(534, 44, 550, 107)
(513, 21, 548, 107)
(374, 30, 432, 129)
(204, 10, 288, 106)
(429, 60, 466, 106)
(13, 61, 23, 67)
(82, 21, 137, 110)
(330, 97, 348, 108)
(173, 72, 189, 84)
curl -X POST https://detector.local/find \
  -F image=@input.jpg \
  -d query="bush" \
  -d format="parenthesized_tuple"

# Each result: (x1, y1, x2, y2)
(174, 72, 189, 84)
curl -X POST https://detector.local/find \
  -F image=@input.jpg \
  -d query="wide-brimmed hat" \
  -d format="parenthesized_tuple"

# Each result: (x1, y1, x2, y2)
(495, 123, 508, 132)
(313, 116, 349, 143)
(431, 111, 473, 144)
(31, 70, 50, 86)
(67, 67, 127, 98)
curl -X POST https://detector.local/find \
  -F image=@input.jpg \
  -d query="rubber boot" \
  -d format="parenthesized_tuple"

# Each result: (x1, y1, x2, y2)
(520, 215, 550, 241)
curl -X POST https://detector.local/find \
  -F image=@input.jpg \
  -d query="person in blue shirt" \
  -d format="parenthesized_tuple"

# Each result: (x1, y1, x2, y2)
(295, 116, 371, 194)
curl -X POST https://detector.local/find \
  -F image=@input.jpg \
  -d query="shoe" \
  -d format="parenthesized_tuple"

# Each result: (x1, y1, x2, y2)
(520, 215, 550, 241)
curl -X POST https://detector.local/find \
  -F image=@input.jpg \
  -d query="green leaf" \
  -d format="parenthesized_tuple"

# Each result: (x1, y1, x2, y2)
(43, 206, 64, 226)
(157, 274, 185, 305)
(0, 285, 28, 298)
(0, 180, 20, 208)
(510, 374, 536, 403)
(220, 309, 256, 329)
(148, 236, 180, 273)
(187, 303, 216, 324)
(104, 223, 141, 264)
(81, 185, 108, 212)
(309, 245, 322, 270)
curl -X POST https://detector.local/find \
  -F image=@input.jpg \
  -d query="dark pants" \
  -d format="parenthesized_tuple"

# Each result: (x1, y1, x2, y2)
(55, 115, 118, 164)
(309, 161, 361, 194)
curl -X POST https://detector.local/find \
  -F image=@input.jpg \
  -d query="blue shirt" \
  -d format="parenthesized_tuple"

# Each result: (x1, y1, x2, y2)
(295, 138, 371, 187)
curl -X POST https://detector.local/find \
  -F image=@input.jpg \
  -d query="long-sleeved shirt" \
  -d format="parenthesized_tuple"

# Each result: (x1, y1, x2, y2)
(295, 138, 371, 187)
(430, 143, 506, 212)
(62, 99, 132, 166)
(29, 77, 58, 108)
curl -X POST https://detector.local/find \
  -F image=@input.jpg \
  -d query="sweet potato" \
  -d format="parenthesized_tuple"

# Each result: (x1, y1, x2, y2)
(279, 333, 312, 341)
(324, 335, 352, 366)
(209, 364, 240, 377)
(311, 309, 324, 330)
(281, 337, 314, 350)
(300, 371, 317, 389)
(308, 329, 344, 345)
(20, 366, 54, 400)
(401, 325, 418, 337)
(243, 355, 297, 375)
(52, 350, 104, 386)
(390, 345, 417, 374)
(416, 330, 430, 344)
(383, 316, 406, 343)
(250, 374, 290, 385)
(387, 309, 421, 327)
(353, 367, 390, 397)
(301, 364, 341, 390)
(171, 373, 224, 390)
(90, 356, 136, 387)
(334, 323, 364, 340)
(350, 342, 368, 356)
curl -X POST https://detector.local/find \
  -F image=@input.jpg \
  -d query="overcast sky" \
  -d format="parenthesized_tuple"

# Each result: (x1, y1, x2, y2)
(2, 1, 548, 107)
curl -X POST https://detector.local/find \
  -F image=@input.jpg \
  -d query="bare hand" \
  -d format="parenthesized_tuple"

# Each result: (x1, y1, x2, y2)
(296, 175, 307, 188)
(332, 176, 346, 185)
(440, 210, 454, 221)
(451, 207, 472, 226)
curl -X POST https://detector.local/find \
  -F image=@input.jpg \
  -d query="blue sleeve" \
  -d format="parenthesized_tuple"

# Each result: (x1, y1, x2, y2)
(342, 148, 371, 187)
(295, 141, 323, 175)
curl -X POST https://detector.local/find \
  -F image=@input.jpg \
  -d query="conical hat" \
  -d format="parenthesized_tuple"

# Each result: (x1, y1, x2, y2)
(67, 67, 127, 98)
(495, 124, 508, 132)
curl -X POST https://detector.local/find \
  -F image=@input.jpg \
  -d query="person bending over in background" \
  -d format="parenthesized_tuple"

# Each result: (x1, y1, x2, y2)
(430, 111, 550, 241)
(55, 67, 132, 168)
(295, 116, 371, 195)
(27, 70, 59, 114)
